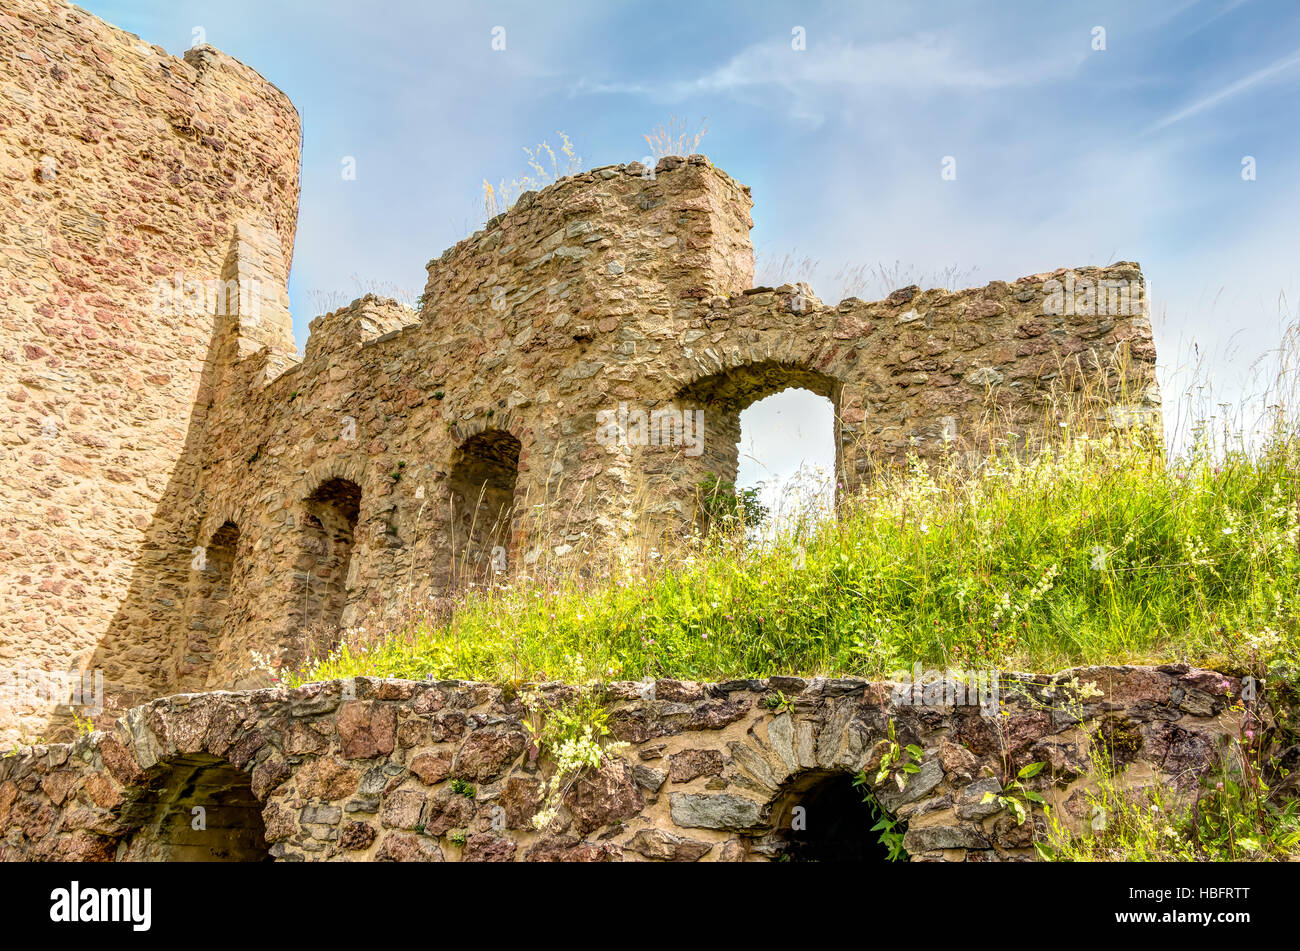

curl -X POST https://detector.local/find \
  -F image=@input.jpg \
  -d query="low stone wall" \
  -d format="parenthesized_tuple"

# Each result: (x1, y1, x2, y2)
(0, 665, 1252, 862)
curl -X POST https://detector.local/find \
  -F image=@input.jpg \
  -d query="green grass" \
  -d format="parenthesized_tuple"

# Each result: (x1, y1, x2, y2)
(288, 424, 1300, 689)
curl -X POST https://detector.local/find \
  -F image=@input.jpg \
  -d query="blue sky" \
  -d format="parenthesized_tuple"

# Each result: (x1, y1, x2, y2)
(84, 0, 1300, 501)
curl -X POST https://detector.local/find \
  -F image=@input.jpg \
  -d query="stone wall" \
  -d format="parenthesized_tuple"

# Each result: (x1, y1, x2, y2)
(0, 0, 301, 742)
(0, 0, 1162, 745)
(0, 665, 1250, 862)
(65, 156, 1159, 734)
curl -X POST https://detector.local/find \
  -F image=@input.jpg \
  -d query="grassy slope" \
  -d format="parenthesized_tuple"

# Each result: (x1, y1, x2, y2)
(288, 429, 1300, 689)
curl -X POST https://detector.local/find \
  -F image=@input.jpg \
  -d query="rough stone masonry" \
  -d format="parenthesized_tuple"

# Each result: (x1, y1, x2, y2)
(0, 665, 1254, 862)
(0, 0, 1161, 747)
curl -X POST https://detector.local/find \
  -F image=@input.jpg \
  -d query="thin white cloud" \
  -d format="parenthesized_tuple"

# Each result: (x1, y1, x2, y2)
(1190, 0, 1252, 34)
(575, 34, 1085, 106)
(1148, 45, 1300, 131)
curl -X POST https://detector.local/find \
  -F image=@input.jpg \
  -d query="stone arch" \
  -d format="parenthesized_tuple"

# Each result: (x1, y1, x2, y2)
(295, 457, 368, 507)
(193, 498, 247, 553)
(756, 767, 903, 861)
(669, 360, 843, 535)
(296, 477, 363, 650)
(174, 520, 242, 692)
(444, 428, 523, 585)
(119, 753, 269, 862)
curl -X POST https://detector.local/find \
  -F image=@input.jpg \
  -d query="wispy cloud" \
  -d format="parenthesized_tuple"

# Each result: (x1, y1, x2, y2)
(1148, 45, 1300, 131)
(1189, 0, 1252, 34)
(574, 33, 1085, 114)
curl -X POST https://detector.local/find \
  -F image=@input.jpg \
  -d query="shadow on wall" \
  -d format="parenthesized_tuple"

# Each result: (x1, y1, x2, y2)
(50, 231, 286, 739)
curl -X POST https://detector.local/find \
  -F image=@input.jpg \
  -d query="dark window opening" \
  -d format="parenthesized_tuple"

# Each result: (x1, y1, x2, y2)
(120, 754, 269, 862)
(770, 771, 903, 863)
(446, 430, 521, 585)
(299, 477, 362, 644)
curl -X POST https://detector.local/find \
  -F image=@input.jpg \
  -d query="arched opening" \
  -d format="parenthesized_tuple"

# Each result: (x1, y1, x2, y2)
(765, 770, 902, 863)
(299, 478, 362, 644)
(120, 754, 269, 862)
(446, 430, 521, 585)
(675, 362, 841, 538)
(176, 521, 240, 693)
(737, 389, 836, 535)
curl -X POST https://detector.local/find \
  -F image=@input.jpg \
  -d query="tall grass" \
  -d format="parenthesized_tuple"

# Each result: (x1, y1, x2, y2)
(288, 414, 1300, 689)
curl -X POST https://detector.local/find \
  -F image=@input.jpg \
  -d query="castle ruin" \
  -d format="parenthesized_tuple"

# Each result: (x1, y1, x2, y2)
(0, 0, 1160, 745)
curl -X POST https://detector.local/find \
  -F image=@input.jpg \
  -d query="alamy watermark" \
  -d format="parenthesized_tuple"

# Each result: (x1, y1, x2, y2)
(150, 272, 262, 319)
(889, 663, 1000, 717)
(596, 402, 704, 457)
(1, 667, 103, 717)
(1041, 275, 1145, 317)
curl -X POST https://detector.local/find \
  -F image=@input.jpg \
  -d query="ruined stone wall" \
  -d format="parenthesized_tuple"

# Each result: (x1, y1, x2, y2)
(0, 1, 1161, 746)
(132, 159, 1157, 722)
(0, 0, 301, 742)
(0, 665, 1254, 862)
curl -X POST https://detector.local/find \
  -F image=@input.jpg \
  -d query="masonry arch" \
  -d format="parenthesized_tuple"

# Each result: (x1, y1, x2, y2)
(175, 521, 242, 692)
(298, 477, 362, 645)
(445, 429, 522, 585)
(674, 361, 842, 535)
(119, 753, 269, 861)
(759, 768, 903, 862)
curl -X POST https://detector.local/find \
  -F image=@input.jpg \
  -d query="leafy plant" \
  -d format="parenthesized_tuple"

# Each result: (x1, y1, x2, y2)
(448, 778, 475, 798)
(519, 678, 628, 832)
(698, 475, 768, 540)
(762, 690, 794, 713)
(981, 760, 1048, 828)
(852, 772, 909, 861)
(865, 719, 923, 794)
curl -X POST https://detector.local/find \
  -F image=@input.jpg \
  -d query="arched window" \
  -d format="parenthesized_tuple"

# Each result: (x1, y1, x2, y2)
(446, 430, 521, 585)
(675, 361, 841, 538)
(299, 478, 362, 643)
(177, 521, 240, 692)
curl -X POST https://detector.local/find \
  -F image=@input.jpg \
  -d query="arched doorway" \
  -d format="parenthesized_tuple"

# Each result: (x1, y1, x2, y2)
(446, 429, 521, 585)
(120, 754, 269, 861)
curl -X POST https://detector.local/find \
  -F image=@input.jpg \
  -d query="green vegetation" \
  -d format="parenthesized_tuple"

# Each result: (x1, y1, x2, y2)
(289, 424, 1300, 690)
(448, 778, 475, 799)
(1043, 715, 1300, 861)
